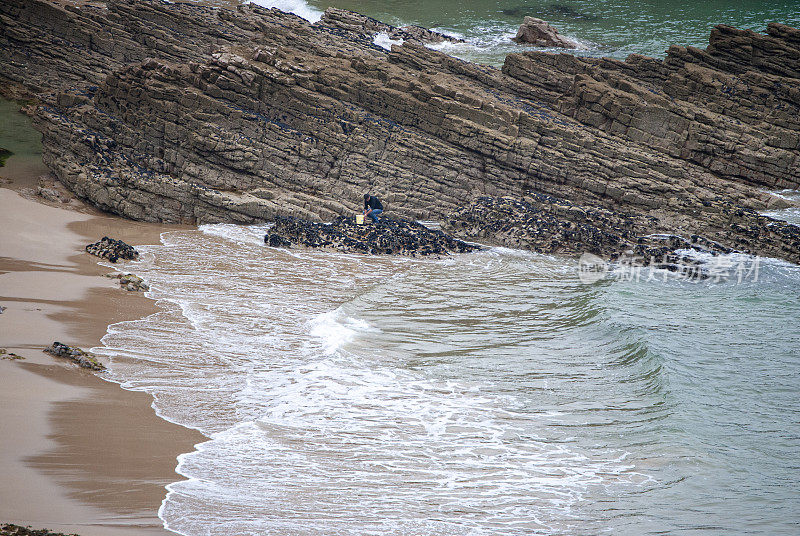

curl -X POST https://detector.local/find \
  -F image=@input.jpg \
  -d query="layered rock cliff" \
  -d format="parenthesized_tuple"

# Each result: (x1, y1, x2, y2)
(1, 0, 798, 261)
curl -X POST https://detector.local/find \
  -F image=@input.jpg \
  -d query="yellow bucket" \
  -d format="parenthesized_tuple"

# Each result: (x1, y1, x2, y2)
(355, 214, 365, 225)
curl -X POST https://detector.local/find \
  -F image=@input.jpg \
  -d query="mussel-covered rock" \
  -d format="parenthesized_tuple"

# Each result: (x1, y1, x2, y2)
(446, 195, 739, 280)
(266, 215, 480, 256)
(264, 233, 292, 248)
(85, 236, 139, 263)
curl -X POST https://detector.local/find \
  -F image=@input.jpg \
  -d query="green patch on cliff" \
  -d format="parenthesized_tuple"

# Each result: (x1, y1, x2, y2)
(0, 147, 13, 167)
(0, 98, 48, 183)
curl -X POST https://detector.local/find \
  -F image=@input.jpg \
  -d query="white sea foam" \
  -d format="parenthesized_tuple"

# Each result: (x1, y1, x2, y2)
(199, 222, 270, 246)
(91, 224, 656, 535)
(247, 0, 322, 23)
(373, 31, 404, 50)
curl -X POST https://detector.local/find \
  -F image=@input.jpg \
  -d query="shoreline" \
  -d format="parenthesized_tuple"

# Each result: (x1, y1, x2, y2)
(0, 177, 203, 534)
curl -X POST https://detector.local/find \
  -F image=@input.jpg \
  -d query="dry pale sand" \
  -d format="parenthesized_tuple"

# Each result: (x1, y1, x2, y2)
(0, 186, 204, 536)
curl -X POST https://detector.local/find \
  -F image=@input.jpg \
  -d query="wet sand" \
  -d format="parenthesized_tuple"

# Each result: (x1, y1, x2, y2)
(0, 185, 204, 535)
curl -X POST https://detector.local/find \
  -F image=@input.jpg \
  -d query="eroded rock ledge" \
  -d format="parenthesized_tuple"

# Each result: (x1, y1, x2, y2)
(0, 0, 798, 262)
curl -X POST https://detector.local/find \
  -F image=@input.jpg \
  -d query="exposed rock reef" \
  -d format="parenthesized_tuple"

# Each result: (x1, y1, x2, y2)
(0, 0, 798, 262)
(512, 16, 582, 49)
(85, 236, 139, 263)
(44, 342, 105, 371)
(266, 216, 480, 256)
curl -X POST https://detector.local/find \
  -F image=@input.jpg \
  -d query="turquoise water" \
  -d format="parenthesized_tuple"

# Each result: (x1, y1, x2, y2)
(263, 0, 800, 64)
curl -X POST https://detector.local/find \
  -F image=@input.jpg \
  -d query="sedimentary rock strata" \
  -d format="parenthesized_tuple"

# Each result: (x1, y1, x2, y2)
(266, 215, 480, 256)
(1, 0, 798, 262)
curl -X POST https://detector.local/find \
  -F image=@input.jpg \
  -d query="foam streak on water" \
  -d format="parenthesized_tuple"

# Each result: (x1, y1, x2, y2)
(95, 224, 800, 535)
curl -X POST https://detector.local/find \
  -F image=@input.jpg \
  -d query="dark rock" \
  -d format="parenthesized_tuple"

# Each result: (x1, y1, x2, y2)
(43, 342, 106, 371)
(268, 215, 480, 256)
(511, 16, 582, 48)
(445, 195, 747, 273)
(265, 233, 292, 248)
(85, 237, 139, 263)
(1, 524, 80, 536)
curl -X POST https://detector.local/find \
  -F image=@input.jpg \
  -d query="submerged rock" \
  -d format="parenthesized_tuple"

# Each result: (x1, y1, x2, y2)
(44, 342, 106, 371)
(266, 216, 480, 256)
(511, 16, 582, 48)
(85, 237, 139, 263)
(105, 272, 150, 291)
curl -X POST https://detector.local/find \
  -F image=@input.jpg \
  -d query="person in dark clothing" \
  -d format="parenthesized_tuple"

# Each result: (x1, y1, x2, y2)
(363, 193, 383, 223)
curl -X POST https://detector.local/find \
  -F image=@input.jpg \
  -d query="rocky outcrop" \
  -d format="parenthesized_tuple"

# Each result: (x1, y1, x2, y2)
(44, 342, 105, 370)
(36, 175, 74, 203)
(1, 0, 799, 262)
(445, 193, 798, 263)
(446, 195, 745, 271)
(511, 17, 582, 49)
(1, 349, 24, 360)
(1, 524, 79, 536)
(317, 7, 464, 45)
(106, 272, 149, 291)
(85, 237, 139, 263)
(266, 215, 480, 256)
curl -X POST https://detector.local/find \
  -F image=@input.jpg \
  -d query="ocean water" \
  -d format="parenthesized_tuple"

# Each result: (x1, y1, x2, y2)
(248, 0, 800, 65)
(94, 222, 800, 535)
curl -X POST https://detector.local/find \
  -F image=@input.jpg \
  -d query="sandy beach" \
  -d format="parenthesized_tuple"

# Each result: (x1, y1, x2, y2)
(0, 175, 203, 534)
